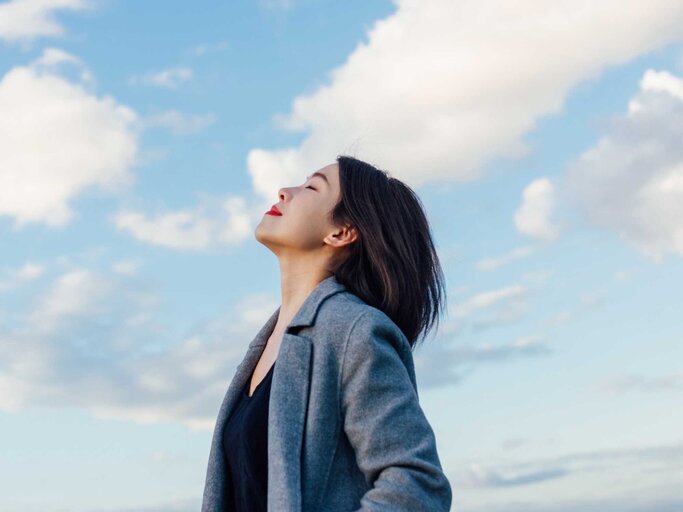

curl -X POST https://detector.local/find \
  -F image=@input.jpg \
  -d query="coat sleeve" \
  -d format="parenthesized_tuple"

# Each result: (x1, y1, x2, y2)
(340, 309, 453, 511)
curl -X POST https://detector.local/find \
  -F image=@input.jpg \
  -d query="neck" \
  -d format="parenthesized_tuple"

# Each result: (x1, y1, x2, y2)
(275, 255, 333, 333)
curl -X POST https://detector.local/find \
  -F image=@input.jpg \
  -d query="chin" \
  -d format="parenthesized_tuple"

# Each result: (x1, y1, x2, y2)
(254, 223, 276, 246)
(254, 223, 266, 241)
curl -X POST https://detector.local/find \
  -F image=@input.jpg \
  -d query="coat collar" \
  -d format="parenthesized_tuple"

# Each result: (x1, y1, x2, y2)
(248, 274, 347, 348)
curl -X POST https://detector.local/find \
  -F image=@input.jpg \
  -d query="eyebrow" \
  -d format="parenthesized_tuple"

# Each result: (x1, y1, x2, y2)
(306, 172, 329, 186)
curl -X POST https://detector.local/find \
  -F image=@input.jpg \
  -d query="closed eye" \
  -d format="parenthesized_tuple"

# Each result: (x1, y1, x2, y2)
(306, 186, 316, 191)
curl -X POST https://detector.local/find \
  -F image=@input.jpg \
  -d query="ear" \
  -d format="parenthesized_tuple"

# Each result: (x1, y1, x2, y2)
(325, 224, 358, 248)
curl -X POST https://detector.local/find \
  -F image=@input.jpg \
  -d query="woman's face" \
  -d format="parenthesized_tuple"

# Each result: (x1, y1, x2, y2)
(255, 162, 353, 256)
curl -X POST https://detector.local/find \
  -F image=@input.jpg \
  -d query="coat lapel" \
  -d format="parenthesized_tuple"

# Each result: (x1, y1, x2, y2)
(267, 332, 312, 510)
(203, 275, 348, 512)
(268, 274, 348, 510)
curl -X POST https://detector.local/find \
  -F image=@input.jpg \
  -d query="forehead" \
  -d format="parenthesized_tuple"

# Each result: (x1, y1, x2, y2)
(319, 163, 338, 175)
(308, 163, 339, 185)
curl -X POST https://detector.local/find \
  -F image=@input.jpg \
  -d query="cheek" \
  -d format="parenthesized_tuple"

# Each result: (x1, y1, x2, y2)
(286, 211, 328, 247)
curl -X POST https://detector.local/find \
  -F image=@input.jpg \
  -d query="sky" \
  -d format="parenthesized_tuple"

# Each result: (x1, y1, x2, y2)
(1, 0, 683, 510)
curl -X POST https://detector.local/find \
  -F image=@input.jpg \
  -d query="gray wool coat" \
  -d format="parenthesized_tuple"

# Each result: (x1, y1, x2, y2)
(201, 275, 452, 511)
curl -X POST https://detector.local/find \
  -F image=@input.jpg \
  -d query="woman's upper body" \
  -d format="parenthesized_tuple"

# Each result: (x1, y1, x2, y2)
(201, 274, 452, 511)
(204, 156, 452, 510)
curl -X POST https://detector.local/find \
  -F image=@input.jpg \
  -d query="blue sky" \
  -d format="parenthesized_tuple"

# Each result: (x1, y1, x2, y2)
(1, 1, 683, 510)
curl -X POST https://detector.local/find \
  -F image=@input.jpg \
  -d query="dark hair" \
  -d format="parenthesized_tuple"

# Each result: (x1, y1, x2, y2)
(330, 155, 447, 349)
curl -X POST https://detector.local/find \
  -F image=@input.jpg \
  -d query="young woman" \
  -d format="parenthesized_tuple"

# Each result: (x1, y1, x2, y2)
(202, 155, 452, 511)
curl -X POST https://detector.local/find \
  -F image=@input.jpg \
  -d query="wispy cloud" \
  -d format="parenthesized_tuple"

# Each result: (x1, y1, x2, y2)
(450, 441, 683, 511)
(476, 246, 535, 271)
(452, 285, 528, 320)
(0, 267, 280, 430)
(0, 262, 45, 293)
(462, 464, 568, 488)
(130, 66, 193, 89)
(595, 369, 683, 394)
(454, 441, 683, 488)
(184, 40, 229, 56)
(93, 498, 199, 512)
(111, 259, 141, 276)
(258, 0, 296, 10)
(142, 109, 217, 135)
(414, 334, 550, 388)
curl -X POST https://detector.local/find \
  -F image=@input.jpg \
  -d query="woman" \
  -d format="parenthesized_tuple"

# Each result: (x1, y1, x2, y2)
(202, 155, 452, 511)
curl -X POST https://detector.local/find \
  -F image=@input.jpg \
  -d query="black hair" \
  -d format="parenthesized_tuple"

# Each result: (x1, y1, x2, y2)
(330, 155, 447, 349)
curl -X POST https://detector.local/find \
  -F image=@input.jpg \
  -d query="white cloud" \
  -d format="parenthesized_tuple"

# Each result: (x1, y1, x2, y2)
(475, 246, 535, 271)
(596, 370, 683, 394)
(564, 69, 683, 260)
(27, 269, 113, 331)
(114, 210, 213, 250)
(142, 109, 217, 135)
(540, 287, 608, 329)
(0, 48, 139, 229)
(185, 40, 229, 56)
(246, 0, 683, 201)
(515, 178, 559, 241)
(439, 282, 537, 336)
(414, 333, 550, 388)
(258, 0, 296, 10)
(131, 66, 193, 89)
(0, 267, 279, 430)
(442, 440, 683, 512)
(32, 46, 94, 82)
(113, 195, 254, 250)
(0, 262, 45, 293)
(452, 285, 527, 320)
(0, 0, 92, 43)
(580, 289, 606, 308)
(33, 46, 80, 67)
(112, 259, 140, 276)
(521, 270, 552, 285)
(15, 262, 44, 280)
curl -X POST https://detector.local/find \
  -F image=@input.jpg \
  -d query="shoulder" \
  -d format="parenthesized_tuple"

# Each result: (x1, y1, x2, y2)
(309, 291, 366, 348)
(316, 290, 393, 331)
(318, 291, 412, 357)
(317, 289, 366, 318)
(333, 293, 419, 397)
(316, 290, 419, 394)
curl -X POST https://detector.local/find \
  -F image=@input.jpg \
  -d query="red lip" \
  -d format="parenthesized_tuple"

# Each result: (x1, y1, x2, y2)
(266, 204, 282, 216)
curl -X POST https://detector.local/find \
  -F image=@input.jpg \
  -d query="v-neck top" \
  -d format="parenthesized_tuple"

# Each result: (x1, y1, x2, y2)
(222, 361, 276, 511)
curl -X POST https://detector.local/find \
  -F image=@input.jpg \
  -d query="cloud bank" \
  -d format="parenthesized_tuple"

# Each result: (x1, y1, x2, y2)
(247, 0, 683, 203)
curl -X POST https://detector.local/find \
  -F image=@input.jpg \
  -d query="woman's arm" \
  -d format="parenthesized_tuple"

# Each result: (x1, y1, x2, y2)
(340, 309, 453, 511)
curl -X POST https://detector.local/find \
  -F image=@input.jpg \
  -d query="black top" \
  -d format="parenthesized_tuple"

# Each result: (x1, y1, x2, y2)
(222, 361, 276, 512)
